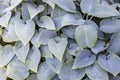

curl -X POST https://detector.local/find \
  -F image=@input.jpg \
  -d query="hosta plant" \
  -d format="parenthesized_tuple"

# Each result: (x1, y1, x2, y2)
(0, 0, 120, 80)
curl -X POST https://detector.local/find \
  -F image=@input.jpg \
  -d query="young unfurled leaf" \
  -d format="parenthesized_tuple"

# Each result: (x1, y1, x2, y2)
(0, 45, 15, 68)
(6, 58, 29, 80)
(36, 16, 56, 30)
(48, 37, 68, 62)
(97, 54, 120, 76)
(85, 63, 109, 80)
(37, 62, 55, 80)
(75, 25, 97, 48)
(59, 60, 85, 80)
(14, 19, 35, 45)
(72, 49, 96, 69)
(15, 41, 30, 63)
(26, 46, 41, 72)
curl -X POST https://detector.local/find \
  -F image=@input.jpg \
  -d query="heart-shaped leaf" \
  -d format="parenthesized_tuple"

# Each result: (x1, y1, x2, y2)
(48, 37, 68, 62)
(36, 16, 56, 30)
(14, 19, 35, 45)
(14, 41, 30, 63)
(46, 58, 63, 74)
(0, 45, 15, 68)
(31, 29, 56, 48)
(6, 58, 29, 80)
(37, 62, 55, 80)
(97, 54, 120, 76)
(53, 0, 76, 12)
(75, 25, 97, 48)
(25, 46, 41, 72)
(0, 68, 7, 80)
(100, 19, 120, 33)
(59, 60, 85, 80)
(72, 49, 96, 69)
(85, 63, 109, 80)
(0, 11, 11, 27)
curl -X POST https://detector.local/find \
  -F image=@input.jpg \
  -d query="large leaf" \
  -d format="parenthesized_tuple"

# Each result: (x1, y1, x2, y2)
(72, 49, 96, 69)
(46, 58, 63, 74)
(48, 37, 68, 62)
(100, 19, 120, 33)
(85, 63, 109, 80)
(0, 68, 7, 80)
(14, 19, 35, 45)
(26, 46, 41, 73)
(36, 16, 56, 30)
(0, 11, 11, 27)
(97, 53, 120, 76)
(89, 5, 120, 18)
(53, 0, 76, 12)
(0, 45, 15, 68)
(6, 58, 29, 80)
(108, 30, 120, 54)
(75, 25, 97, 48)
(14, 41, 30, 63)
(31, 29, 57, 48)
(59, 60, 85, 80)
(37, 62, 55, 80)
(80, 0, 99, 13)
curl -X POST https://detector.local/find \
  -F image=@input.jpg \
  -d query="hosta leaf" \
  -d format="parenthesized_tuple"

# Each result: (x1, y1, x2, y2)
(91, 40, 106, 54)
(14, 19, 35, 45)
(100, 19, 120, 33)
(0, 4, 9, 16)
(0, 11, 11, 27)
(15, 41, 30, 63)
(97, 54, 120, 76)
(31, 29, 56, 48)
(3, 0, 22, 12)
(109, 75, 120, 80)
(37, 62, 55, 80)
(72, 49, 96, 69)
(0, 45, 15, 68)
(75, 25, 97, 48)
(53, 0, 76, 12)
(46, 58, 63, 74)
(26, 46, 41, 73)
(85, 63, 109, 80)
(59, 60, 85, 80)
(6, 58, 29, 80)
(27, 4, 45, 19)
(36, 16, 56, 30)
(26, 74, 38, 80)
(42, 0, 55, 9)
(48, 37, 68, 62)
(0, 68, 7, 80)
(40, 45, 53, 58)
(108, 30, 120, 54)
(80, 0, 99, 13)
(89, 5, 120, 18)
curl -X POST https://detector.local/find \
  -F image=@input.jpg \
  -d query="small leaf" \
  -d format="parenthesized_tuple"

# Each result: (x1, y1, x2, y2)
(0, 11, 11, 27)
(72, 49, 96, 69)
(48, 37, 68, 62)
(100, 19, 120, 33)
(59, 60, 85, 80)
(0, 68, 7, 80)
(0, 45, 15, 68)
(75, 25, 97, 48)
(53, 0, 76, 12)
(31, 29, 57, 48)
(37, 62, 55, 80)
(15, 41, 30, 63)
(36, 16, 56, 30)
(46, 58, 63, 74)
(85, 63, 109, 80)
(14, 19, 35, 45)
(97, 54, 120, 76)
(26, 46, 41, 72)
(6, 58, 29, 80)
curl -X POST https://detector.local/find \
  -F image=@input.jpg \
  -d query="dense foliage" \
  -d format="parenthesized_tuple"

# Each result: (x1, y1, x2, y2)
(0, 0, 120, 80)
